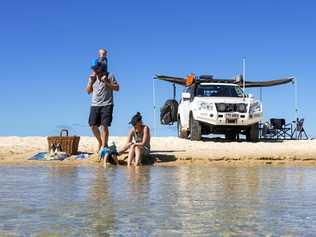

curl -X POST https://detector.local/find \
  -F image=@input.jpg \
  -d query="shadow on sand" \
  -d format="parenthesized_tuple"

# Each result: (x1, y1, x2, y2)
(201, 137, 285, 143)
(117, 151, 179, 166)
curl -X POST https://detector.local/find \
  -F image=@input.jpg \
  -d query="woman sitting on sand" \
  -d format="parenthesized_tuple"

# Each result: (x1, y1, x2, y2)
(118, 112, 151, 166)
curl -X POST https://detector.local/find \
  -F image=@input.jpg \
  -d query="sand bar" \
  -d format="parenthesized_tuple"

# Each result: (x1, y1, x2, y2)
(0, 136, 315, 166)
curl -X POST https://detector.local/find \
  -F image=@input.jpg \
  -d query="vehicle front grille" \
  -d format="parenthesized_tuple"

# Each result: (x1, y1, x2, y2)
(215, 103, 247, 113)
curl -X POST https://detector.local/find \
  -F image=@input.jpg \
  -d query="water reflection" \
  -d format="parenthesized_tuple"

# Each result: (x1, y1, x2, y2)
(83, 167, 115, 236)
(0, 165, 316, 236)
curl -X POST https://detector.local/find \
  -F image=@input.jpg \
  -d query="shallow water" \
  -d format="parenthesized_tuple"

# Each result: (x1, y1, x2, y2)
(0, 165, 316, 236)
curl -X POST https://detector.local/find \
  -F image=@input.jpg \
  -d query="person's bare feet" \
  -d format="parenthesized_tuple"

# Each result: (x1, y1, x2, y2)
(97, 143, 102, 154)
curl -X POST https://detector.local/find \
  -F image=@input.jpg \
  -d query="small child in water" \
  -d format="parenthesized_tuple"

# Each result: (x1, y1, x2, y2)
(91, 48, 108, 76)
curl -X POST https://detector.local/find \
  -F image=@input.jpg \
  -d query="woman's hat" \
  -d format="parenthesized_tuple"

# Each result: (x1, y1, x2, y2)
(129, 112, 142, 126)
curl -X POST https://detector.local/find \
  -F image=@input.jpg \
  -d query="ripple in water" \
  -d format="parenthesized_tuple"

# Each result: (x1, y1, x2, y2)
(0, 165, 316, 236)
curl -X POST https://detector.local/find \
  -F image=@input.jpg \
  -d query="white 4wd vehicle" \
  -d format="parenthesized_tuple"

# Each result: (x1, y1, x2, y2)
(177, 82, 262, 141)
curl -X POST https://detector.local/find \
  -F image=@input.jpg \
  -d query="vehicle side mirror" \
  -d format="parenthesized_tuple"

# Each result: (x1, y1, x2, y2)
(182, 92, 191, 100)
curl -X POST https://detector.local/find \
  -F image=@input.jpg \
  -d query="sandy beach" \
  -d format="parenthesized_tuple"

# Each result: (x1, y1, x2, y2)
(0, 136, 315, 166)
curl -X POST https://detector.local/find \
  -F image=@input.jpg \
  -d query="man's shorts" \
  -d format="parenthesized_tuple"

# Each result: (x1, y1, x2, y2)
(89, 105, 113, 127)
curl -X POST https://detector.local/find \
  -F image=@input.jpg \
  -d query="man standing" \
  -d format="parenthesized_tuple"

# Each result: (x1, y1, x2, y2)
(86, 57, 119, 153)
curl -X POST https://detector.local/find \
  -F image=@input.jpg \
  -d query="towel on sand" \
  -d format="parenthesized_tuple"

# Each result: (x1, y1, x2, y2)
(29, 152, 92, 161)
(29, 152, 68, 161)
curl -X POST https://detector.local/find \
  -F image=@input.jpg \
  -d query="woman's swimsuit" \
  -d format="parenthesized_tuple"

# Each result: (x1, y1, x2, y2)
(132, 126, 150, 154)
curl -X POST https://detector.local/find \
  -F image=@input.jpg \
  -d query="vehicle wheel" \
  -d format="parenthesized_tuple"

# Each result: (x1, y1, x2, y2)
(177, 117, 188, 139)
(189, 114, 201, 141)
(246, 123, 259, 142)
(225, 132, 237, 141)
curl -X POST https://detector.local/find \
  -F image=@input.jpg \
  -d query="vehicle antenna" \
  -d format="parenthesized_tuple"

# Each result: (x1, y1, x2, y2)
(242, 57, 246, 99)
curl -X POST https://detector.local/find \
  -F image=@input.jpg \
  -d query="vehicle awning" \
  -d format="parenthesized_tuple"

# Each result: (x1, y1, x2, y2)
(154, 74, 295, 88)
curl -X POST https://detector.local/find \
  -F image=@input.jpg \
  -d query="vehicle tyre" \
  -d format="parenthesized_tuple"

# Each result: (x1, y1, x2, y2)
(189, 114, 201, 141)
(225, 132, 237, 141)
(246, 123, 259, 142)
(177, 117, 188, 139)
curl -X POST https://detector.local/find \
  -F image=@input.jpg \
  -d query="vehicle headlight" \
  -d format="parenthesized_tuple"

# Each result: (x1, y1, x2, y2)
(249, 102, 261, 113)
(237, 103, 247, 113)
(198, 102, 214, 111)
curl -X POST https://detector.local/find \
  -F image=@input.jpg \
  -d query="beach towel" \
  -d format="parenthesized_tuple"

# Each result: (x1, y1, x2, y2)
(29, 152, 68, 161)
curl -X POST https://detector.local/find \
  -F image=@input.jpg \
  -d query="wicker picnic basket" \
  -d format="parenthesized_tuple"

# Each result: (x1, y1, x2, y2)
(47, 129, 80, 155)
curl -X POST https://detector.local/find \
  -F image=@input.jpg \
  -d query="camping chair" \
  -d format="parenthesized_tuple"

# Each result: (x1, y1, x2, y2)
(292, 118, 309, 140)
(262, 118, 292, 139)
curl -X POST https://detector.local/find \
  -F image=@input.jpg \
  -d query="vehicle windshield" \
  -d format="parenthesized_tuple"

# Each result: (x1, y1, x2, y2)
(196, 84, 245, 97)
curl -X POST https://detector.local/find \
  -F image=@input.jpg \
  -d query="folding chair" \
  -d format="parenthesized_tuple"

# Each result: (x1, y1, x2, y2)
(262, 118, 292, 139)
(269, 118, 293, 139)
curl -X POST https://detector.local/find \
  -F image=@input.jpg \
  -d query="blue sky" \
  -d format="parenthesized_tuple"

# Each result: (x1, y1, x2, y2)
(0, 0, 315, 137)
